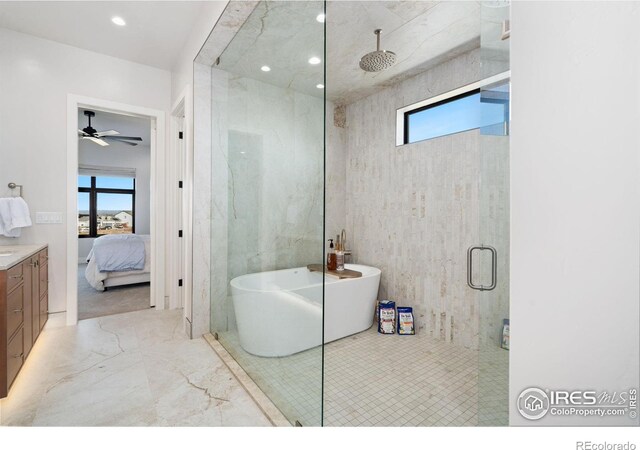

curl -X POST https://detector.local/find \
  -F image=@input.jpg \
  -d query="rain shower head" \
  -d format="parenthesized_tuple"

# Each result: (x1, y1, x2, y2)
(359, 29, 397, 72)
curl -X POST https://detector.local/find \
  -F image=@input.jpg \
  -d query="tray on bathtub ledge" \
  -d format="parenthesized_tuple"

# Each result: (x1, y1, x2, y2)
(306, 264, 362, 279)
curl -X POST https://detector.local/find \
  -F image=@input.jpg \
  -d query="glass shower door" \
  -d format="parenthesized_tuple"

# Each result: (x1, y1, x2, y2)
(476, 0, 511, 426)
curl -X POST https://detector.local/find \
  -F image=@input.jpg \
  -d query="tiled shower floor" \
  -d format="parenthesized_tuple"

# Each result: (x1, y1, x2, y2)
(220, 327, 508, 427)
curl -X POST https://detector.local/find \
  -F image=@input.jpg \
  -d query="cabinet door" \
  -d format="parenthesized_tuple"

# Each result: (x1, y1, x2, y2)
(6, 284, 24, 340)
(39, 260, 48, 299)
(39, 296, 48, 331)
(6, 263, 23, 293)
(32, 258, 40, 339)
(22, 259, 34, 356)
(6, 325, 24, 390)
(39, 253, 48, 330)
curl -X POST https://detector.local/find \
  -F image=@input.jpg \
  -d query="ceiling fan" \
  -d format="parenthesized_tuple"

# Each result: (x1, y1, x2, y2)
(78, 110, 143, 146)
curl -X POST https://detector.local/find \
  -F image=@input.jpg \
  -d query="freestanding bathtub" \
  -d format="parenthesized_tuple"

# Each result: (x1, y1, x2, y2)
(230, 264, 381, 357)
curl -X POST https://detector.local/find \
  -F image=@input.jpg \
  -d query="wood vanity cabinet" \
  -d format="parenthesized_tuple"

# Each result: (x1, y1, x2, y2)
(39, 250, 48, 332)
(0, 246, 48, 398)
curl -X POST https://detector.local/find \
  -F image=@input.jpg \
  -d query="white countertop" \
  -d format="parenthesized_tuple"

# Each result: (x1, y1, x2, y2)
(0, 244, 48, 270)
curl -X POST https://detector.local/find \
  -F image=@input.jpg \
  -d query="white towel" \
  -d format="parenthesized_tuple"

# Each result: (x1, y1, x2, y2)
(0, 198, 18, 237)
(9, 197, 32, 229)
(0, 197, 32, 237)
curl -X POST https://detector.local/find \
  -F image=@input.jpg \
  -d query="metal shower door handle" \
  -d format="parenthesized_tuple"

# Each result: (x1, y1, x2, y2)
(467, 245, 497, 291)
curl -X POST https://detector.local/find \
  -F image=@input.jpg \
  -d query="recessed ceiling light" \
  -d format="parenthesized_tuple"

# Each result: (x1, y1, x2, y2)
(316, 84, 324, 89)
(261, 65, 271, 72)
(316, 13, 325, 23)
(111, 16, 126, 26)
(308, 56, 321, 65)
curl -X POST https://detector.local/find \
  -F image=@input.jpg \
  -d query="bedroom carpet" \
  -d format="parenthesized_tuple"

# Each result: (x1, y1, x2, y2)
(78, 263, 151, 320)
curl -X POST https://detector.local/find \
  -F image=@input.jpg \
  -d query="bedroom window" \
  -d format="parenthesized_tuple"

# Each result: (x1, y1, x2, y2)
(78, 175, 136, 238)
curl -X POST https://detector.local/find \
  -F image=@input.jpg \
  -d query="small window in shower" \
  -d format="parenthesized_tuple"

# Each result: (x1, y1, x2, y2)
(399, 78, 510, 145)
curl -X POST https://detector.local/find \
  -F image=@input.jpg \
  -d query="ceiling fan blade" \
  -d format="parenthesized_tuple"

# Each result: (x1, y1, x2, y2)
(95, 130, 120, 137)
(78, 129, 89, 136)
(103, 135, 143, 141)
(118, 140, 138, 146)
(86, 137, 109, 146)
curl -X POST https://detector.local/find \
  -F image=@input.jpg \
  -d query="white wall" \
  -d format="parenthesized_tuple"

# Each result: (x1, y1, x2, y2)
(77, 141, 151, 261)
(510, 1, 640, 425)
(0, 27, 171, 313)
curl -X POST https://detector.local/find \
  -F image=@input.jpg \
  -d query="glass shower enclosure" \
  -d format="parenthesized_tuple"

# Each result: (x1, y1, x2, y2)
(206, 0, 326, 426)
(198, 0, 510, 427)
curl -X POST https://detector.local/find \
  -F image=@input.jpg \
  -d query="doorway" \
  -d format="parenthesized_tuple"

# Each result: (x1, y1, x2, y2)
(66, 95, 167, 325)
(76, 109, 152, 320)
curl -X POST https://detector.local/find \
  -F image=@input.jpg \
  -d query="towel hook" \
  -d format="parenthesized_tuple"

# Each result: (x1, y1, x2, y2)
(8, 182, 23, 197)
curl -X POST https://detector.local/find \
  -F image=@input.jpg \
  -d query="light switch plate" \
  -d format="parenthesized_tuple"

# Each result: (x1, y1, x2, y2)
(35, 212, 63, 224)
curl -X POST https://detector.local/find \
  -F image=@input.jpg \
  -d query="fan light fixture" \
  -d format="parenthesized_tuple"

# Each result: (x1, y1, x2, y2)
(111, 16, 126, 26)
(78, 110, 143, 147)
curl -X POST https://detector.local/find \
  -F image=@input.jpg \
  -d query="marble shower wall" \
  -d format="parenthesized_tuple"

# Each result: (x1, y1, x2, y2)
(210, 68, 342, 332)
(326, 106, 347, 237)
(192, 62, 213, 338)
(342, 49, 509, 350)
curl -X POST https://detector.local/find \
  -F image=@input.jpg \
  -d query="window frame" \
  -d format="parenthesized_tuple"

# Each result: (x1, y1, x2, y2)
(78, 176, 136, 238)
(396, 70, 511, 146)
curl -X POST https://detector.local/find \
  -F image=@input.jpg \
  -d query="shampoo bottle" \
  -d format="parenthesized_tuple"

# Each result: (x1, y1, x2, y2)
(327, 239, 337, 271)
(335, 234, 345, 271)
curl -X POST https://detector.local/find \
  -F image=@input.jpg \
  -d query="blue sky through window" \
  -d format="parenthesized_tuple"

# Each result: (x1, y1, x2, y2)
(78, 175, 91, 187)
(97, 193, 132, 212)
(96, 177, 134, 189)
(407, 92, 507, 143)
(77, 176, 134, 211)
(78, 192, 89, 212)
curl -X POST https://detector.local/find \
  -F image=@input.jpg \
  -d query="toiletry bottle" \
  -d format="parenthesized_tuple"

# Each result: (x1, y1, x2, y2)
(336, 234, 345, 271)
(327, 239, 337, 271)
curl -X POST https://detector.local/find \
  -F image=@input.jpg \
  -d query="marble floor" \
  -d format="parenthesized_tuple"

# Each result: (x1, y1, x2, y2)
(220, 332, 323, 426)
(0, 309, 271, 426)
(220, 326, 509, 427)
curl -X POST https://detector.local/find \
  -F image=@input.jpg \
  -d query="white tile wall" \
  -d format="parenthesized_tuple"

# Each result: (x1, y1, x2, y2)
(342, 50, 494, 349)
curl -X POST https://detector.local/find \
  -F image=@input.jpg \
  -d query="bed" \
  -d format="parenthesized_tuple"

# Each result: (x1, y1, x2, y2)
(85, 234, 151, 291)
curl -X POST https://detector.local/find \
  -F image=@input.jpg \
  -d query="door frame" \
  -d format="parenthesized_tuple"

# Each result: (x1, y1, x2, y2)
(66, 94, 166, 325)
(170, 85, 194, 336)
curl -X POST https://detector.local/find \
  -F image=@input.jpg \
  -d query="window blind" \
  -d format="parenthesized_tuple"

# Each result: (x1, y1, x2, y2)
(78, 165, 136, 178)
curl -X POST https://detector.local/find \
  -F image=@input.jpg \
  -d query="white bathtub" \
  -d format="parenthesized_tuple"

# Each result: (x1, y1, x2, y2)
(230, 264, 381, 357)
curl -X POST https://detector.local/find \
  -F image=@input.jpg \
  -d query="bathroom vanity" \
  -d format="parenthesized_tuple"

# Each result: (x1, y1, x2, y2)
(0, 244, 48, 398)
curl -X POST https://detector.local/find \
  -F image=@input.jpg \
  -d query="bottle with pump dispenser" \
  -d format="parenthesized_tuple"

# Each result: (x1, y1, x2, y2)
(335, 234, 345, 271)
(327, 239, 337, 271)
